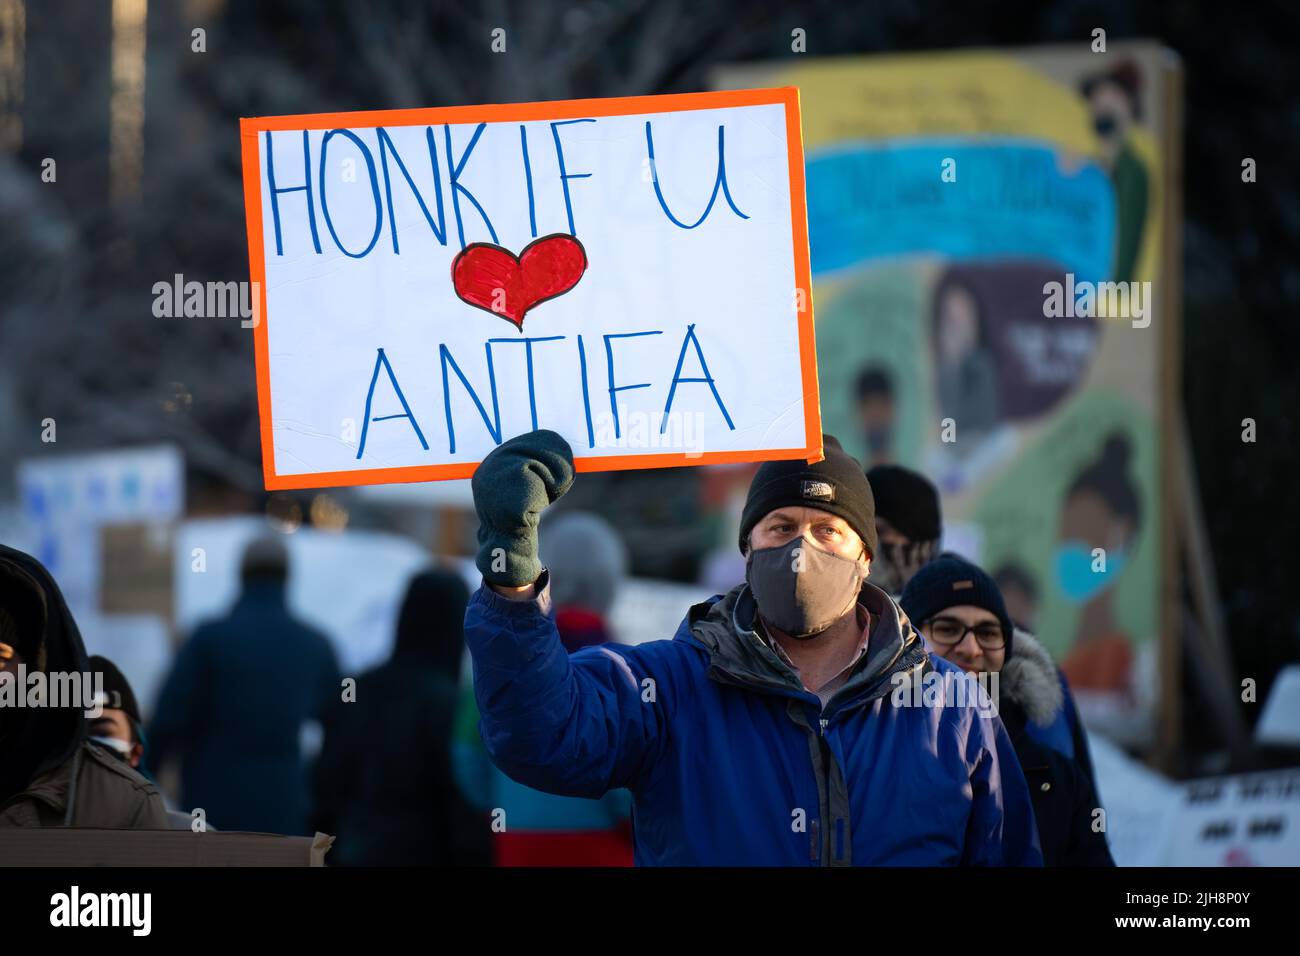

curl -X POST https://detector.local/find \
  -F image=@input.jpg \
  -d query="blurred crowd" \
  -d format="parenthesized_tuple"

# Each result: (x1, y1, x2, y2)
(2, 443, 1122, 867)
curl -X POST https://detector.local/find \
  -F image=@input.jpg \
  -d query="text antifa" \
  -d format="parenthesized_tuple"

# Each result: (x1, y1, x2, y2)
(356, 323, 735, 459)
(263, 118, 749, 257)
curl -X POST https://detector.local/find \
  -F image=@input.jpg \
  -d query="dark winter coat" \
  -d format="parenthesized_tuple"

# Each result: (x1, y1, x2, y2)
(1011, 626, 1100, 795)
(0, 545, 168, 829)
(147, 579, 340, 835)
(1000, 630, 1114, 866)
(312, 570, 490, 865)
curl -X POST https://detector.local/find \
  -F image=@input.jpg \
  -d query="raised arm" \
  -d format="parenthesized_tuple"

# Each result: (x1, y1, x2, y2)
(464, 430, 667, 799)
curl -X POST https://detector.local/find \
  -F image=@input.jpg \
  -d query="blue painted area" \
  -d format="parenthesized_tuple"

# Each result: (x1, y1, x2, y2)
(806, 139, 1116, 283)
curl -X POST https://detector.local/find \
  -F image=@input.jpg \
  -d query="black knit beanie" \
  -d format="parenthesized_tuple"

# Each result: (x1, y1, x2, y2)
(87, 655, 143, 728)
(866, 464, 942, 543)
(899, 553, 1015, 656)
(739, 435, 877, 558)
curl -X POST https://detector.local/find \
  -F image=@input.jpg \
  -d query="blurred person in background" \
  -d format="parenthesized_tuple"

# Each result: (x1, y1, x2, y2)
(85, 655, 145, 771)
(148, 536, 340, 835)
(312, 568, 490, 865)
(854, 365, 897, 468)
(461, 430, 1041, 866)
(864, 464, 943, 597)
(1, 545, 168, 828)
(900, 554, 1113, 866)
(992, 564, 1041, 635)
(454, 511, 634, 866)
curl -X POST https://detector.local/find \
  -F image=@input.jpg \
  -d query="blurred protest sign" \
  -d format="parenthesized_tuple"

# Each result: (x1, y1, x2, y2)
(239, 90, 820, 490)
(1088, 733, 1181, 866)
(610, 578, 716, 647)
(101, 523, 174, 622)
(173, 517, 432, 676)
(1164, 770, 1300, 866)
(16, 446, 184, 614)
(717, 46, 1184, 751)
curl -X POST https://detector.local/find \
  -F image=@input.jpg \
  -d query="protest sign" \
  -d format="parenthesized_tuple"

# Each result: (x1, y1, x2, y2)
(240, 89, 820, 489)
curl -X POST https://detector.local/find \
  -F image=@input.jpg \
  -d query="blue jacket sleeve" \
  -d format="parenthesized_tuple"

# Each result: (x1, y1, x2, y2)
(463, 573, 669, 799)
(962, 711, 1045, 866)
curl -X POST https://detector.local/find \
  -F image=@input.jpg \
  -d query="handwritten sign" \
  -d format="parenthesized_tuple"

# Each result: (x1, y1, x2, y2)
(239, 89, 819, 490)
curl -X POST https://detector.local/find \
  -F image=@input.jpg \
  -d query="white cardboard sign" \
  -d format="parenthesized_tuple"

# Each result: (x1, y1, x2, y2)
(240, 89, 820, 489)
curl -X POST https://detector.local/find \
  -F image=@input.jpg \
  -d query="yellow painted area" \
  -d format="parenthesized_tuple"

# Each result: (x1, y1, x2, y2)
(768, 51, 1165, 292)
(778, 52, 1098, 150)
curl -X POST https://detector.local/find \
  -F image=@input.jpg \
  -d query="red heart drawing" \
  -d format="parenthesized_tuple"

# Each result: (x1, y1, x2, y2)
(451, 234, 588, 331)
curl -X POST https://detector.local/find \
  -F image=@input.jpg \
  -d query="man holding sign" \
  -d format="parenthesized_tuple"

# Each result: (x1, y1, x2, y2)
(464, 429, 1042, 866)
(241, 90, 1040, 864)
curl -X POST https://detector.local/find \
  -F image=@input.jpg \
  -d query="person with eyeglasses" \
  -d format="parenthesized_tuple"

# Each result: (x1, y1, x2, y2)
(900, 554, 1115, 866)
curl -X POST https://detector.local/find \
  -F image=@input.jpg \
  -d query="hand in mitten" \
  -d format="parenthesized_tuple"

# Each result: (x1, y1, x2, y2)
(471, 429, 575, 587)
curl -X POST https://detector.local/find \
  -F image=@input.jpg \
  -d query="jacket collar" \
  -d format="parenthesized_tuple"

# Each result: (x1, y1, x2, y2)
(682, 580, 929, 715)
(1000, 628, 1064, 728)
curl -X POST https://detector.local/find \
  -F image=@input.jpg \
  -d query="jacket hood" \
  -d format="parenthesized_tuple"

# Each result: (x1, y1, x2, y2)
(392, 568, 469, 677)
(0, 544, 89, 804)
(1000, 627, 1063, 728)
(682, 579, 928, 714)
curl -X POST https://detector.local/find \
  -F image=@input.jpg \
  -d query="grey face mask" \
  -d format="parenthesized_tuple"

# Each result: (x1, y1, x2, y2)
(745, 537, 866, 640)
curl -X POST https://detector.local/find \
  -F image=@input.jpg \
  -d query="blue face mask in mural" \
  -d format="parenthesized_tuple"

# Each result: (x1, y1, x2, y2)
(1054, 540, 1128, 604)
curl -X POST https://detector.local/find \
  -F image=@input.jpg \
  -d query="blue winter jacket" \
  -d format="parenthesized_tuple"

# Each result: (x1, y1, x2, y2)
(465, 573, 1043, 866)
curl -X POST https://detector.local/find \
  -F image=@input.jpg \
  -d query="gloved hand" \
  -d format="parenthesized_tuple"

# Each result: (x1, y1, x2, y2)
(471, 429, 575, 587)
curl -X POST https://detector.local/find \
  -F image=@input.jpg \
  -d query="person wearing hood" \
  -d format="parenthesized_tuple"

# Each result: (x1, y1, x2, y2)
(462, 430, 1042, 866)
(148, 535, 340, 835)
(454, 510, 635, 866)
(0, 545, 168, 828)
(900, 554, 1114, 866)
(312, 568, 489, 865)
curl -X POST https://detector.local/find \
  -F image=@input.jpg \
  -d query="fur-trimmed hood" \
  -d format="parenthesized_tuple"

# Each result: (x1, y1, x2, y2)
(1000, 627, 1063, 728)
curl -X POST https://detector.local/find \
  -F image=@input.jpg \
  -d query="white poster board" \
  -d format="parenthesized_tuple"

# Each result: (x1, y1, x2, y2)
(240, 89, 820, 490)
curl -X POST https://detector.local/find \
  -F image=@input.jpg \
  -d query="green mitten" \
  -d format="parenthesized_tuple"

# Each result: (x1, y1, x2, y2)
(471, 429, 575, 587)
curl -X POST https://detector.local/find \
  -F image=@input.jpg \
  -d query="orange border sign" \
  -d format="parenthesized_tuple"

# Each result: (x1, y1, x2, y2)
(239, 88, 822, 490)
